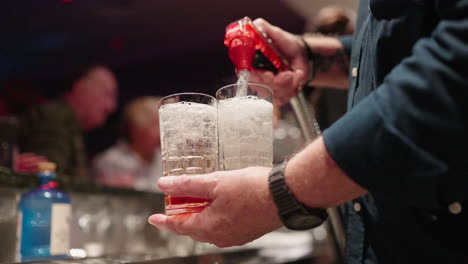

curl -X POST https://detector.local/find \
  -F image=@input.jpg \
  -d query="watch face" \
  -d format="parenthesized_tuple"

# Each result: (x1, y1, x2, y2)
(285, 213, 325, 230)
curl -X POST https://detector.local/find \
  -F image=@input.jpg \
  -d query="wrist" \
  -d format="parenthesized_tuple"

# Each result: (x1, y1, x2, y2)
(298, 35, 316, 85)
(268, 160, 327, 230)
(298, 35, 349, 89)
(284, 137, 327, 208)
(284, 155, 311, 206)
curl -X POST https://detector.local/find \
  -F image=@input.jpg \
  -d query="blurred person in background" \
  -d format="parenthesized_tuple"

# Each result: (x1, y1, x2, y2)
(0, 78, 47, 169)
(92, 96, 162, 192)
(17, 65, 118, 180)
(306, 6, 355, 130)
(306, 6, 355, 36)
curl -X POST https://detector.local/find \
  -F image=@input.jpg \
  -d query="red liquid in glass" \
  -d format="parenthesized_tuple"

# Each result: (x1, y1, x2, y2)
(165, 195, 211, 215)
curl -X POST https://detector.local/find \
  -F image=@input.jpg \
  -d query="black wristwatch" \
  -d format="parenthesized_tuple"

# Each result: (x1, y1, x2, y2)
(268, 161, 328, 230)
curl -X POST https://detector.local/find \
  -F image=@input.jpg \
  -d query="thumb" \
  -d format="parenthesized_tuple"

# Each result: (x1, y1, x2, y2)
(157, 173, 219, 200)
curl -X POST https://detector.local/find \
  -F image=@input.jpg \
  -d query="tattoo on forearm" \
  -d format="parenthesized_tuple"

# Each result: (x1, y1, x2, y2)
(312, 49, 349, 75)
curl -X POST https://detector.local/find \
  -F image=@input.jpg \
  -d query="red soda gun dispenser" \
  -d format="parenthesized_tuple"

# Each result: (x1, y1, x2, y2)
(224, 17, 290, 74)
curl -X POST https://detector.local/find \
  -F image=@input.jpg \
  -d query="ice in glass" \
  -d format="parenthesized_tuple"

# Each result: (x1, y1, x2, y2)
(159, 93, 218, 215)
(217, 83, 273, 170)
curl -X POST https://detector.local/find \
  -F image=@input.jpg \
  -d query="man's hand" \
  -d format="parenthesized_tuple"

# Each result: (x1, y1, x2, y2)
(15, 152, 49, 174)
(148, 166, 283, 247)
(249, 19, 350, 106)
(250, 18, 309, 106)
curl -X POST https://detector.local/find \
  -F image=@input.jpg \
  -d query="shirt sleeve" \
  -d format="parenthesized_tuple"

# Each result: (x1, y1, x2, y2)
(337, 35, 353, 57)
(323, 2, 468, 210)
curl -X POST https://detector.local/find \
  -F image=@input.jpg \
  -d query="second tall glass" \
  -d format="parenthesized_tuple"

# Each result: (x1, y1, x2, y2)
(217, 83, 273, 170)
(159, 93, 218, 215)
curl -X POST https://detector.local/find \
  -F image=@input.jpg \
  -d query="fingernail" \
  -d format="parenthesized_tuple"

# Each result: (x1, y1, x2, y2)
(148, 215, 171, 232)
(148, 214, 161, 227)
(158, 177, 173, 186)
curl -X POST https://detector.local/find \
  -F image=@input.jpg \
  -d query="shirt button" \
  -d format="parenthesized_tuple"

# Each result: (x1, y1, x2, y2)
(353, 202, 362, 212)
(448, 202, 462, 215)
(351, 67, 358, 77)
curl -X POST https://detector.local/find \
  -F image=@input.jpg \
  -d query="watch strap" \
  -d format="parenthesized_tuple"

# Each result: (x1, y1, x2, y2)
(269, 163, 304, 216)
(269, 161, 327, 230)
(299, 35, 317, 84)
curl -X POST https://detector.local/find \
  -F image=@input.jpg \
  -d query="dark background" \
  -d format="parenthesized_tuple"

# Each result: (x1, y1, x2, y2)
(0, 0, 305, 155)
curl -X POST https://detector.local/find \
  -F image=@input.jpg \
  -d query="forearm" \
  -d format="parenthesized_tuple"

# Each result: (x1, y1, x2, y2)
(303, 34, 350, 89)
(284, 136, 367, 208)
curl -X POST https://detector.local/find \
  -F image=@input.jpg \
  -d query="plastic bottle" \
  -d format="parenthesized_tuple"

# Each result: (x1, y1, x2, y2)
(17, 162, 71, 261)
(224, 16, 290, 73)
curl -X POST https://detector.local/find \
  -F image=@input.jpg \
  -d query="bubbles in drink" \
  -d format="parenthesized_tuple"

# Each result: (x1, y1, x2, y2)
(159, 101, 217, 215)
(159, 102, 218, 176)
(218, 96, 273, 170)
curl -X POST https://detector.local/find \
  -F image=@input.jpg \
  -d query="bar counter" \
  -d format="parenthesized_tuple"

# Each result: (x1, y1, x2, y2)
(0, 167, 330, 264)
(6, 249, 321, 264)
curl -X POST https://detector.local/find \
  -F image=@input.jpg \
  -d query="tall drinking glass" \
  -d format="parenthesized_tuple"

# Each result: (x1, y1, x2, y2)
(216, 83, 273, 170)
(159, 93, 218, 215)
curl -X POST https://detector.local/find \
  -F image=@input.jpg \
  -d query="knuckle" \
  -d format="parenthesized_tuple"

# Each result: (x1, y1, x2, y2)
(180, 176, 192, 187)
(206, 171, 219, 184)
(209, 172, 221, 183)
(253, 17, 266, 25)
(166, 217, 184, 235)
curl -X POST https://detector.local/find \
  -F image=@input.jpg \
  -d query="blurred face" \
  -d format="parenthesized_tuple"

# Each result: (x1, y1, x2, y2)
(131, 112, 161, 152)
(76, 67, 118, 130)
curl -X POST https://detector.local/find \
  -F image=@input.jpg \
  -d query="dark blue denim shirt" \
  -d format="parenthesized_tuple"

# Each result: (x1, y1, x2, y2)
(323, 0, 468, 263)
